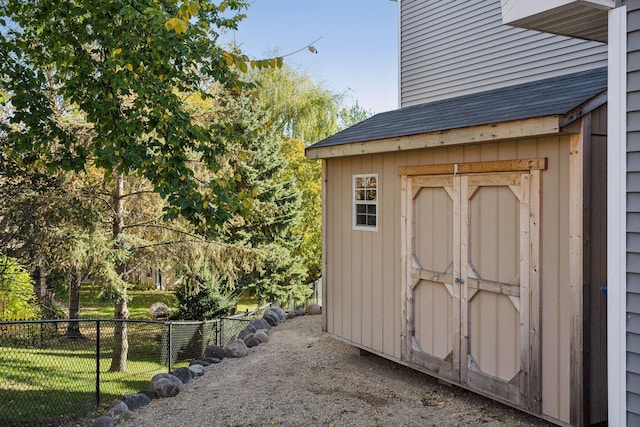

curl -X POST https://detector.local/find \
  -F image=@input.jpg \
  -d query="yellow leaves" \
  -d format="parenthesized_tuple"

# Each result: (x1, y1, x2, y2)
(113, 48, 122, 56)
(165, 17, 188, 34)
(203, 200, 209, 209)
(125, 63, 133, 72)
(222, 51, 234, 66)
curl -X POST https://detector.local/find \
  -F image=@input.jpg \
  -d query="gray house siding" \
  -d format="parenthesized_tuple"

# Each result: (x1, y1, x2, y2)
(400, 0, 608, 108)
(629, 2, 640, 426)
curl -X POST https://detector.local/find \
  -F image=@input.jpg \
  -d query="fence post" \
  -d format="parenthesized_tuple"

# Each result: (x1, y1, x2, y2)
(168, 322, 173, 373)
(96, 320, 100, 407)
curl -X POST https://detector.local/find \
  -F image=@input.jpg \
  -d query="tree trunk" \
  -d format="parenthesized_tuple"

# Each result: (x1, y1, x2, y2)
(65, 269, 83, 339)
(109, 173, 129, 373)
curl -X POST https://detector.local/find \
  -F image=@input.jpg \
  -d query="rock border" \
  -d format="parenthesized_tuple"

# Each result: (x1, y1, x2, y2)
(86, 304, 321, 426)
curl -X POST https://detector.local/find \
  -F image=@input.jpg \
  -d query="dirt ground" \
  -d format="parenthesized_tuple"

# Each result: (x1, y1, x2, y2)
(121, 314, 553, 427)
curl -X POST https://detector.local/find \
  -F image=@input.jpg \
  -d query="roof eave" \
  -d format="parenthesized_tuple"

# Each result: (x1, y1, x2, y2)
(306, 115, 564, 160)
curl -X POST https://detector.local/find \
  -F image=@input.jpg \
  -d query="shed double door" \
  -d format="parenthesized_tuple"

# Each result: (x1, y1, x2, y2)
(403, 170, 540, 410)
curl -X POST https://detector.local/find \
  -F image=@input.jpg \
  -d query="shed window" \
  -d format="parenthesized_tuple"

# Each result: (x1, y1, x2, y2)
(353, 174, 378, 231)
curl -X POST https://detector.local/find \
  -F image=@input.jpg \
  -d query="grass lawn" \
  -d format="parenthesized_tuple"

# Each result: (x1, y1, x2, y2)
(79, 285, 177, 319)
(1, 285, 260, 426)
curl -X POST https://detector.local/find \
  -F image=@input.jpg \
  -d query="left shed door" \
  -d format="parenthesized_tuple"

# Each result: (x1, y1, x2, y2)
(405, 176, 459, 383)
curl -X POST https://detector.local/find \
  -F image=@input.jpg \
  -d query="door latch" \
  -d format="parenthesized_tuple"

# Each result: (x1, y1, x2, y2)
(455, 277, 464, 284)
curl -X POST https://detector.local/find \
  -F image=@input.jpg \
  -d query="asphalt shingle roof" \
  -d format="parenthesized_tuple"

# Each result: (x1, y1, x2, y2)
(308, 67, 607, 150)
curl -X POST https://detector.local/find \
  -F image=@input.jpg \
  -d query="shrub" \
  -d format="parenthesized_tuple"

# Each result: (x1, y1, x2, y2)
(0, 257, 38, 320)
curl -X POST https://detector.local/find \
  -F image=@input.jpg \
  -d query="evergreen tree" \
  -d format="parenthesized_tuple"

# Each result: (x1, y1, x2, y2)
(214, 92, 310, 306)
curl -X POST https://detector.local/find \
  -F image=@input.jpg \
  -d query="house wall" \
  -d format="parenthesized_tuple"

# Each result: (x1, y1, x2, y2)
(400, 0, 607, 107)
(324, 136, 573, 423)
(627, 2, 640, 425)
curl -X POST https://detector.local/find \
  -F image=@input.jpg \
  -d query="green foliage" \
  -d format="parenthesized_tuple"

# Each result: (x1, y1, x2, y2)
(0, 257, 38, 320)
(280, 138, 322, 283)
(172, 262, 234, 320)
(211, 90, 310, 306)
(251, 65, 341, 143)
(0, 0, 263, 232)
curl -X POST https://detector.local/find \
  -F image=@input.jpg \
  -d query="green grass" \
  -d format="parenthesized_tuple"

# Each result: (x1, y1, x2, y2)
(234, 292, 259, 314)
(79, 285, 177, 319)
(1, 285, 258, 426)
(0, 320, 179, 427)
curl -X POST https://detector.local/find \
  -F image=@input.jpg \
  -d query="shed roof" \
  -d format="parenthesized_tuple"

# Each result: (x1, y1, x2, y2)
(308, 67, 607, 151)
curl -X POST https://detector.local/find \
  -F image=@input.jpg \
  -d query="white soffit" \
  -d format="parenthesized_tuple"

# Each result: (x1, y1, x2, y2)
(500, 0, 614, 42)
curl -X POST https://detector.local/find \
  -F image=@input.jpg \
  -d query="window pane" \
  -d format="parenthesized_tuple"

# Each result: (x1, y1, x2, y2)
(356, 204, 367, 214)
(355, 190, 365, 200)
(365, 190, 376, 201)
(367, 205, 376, 215)
(356, 214, 367, 225)
(367, 176, 377, 188)
(367, 215, 377, 226)
(356, 177, 365, 189)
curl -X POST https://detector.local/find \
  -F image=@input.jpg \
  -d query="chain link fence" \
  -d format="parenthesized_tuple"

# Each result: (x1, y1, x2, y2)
(0, 305, 270, 427)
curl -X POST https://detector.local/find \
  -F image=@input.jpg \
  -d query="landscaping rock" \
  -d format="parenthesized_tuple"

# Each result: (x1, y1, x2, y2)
(170, 367, 192, 384)
(202, 357, 222, 364)
(236, 328, 249, 340)
(296, 307, 307, 316)
(268, 306, 287, 321)
(286, 310, 298, 319)
(123, 393, 151, 410)
(244, 323, 258, 334)
(190, 359, 211, 367)
(242, 332, 255, 343)
(204, 345, 229, 359)
(150, 373, 184, 398)
(244, 337, 261, 348)
(89, 415, 115, 427)
(106, 400, 132, 422)
(225, 339, 249, 357)
(149, 302, 171, 319)
(306, 303, 322, 315)
(254, 329, 269, 343)
(138, 390, 157, 400)
(263, 310, 279, 327)
(249, 318, 271, 331)
(188, 364, 205, 377)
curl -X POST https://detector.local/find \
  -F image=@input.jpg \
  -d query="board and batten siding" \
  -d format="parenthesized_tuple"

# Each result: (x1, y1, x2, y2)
(400, 0, 607, 107)
(627, 2, 640, 425)
(324, 136, 573, 423)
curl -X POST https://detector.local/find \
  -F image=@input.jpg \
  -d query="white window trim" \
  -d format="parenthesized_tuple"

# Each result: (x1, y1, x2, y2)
(353, 173, 379, 232)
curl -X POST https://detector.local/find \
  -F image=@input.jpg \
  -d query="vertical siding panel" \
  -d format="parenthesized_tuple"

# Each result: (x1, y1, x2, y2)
(371, 154, 385, 353)
(382, 154, 397, 356)
(560, 135, 573, 424)
(395, 151, 412, 358)
(534, 136, 561, 421)
(400, 0, 607, 107)
(331, 159, 344, 342)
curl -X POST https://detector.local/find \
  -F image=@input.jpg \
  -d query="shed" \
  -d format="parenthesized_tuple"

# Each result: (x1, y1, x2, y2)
(306, 67, 608, 426)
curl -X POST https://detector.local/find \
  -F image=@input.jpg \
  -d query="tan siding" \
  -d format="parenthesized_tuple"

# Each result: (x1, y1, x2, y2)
(324, 136, 571, 423)
(400, 0, 607, 107)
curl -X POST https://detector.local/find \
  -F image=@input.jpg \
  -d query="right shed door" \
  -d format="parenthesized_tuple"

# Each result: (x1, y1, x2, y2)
(406, 171, 540, 411)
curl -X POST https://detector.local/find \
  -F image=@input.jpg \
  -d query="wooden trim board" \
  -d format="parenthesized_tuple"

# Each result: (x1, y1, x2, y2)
(306, 116, 563, 160)
(398, 158, 547, 176)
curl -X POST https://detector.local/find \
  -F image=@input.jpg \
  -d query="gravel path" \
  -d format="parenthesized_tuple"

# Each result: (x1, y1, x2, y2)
(122, 315, 552, 427)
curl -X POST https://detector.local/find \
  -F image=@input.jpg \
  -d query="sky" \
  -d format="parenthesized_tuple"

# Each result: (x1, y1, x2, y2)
(223, 0, 399, 114)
